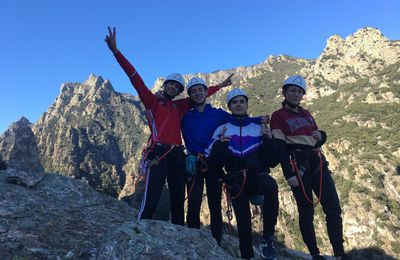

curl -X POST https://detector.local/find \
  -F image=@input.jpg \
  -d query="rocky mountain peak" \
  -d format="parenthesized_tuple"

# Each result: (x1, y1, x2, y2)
(351, 26, 387, 42)
(311, 27, 400, 84)
(50, 75, 117, 118)
(324, 34, 344, 53)
(0, 117, 43, 175)
(30, 74, 150, 197)
(8, 117, 31, 131)
(0, 118, 44, 187)
(84, 73, 105, 87)
(323, 27, 389, 56)
(1, 117, 33, 162)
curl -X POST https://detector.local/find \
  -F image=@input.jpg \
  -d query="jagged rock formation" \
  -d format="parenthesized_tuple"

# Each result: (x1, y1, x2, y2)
(1, 27, 399, 258)
(0, 117, 35, 163)
(31, 75, 150, 197)
(299, 27, 400, 101)
(311, 27, 400, 84)
(0, 117, 44, 186)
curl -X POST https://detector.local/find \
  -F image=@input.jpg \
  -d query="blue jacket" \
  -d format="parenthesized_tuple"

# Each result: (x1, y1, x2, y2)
(181, 104, 231, 154)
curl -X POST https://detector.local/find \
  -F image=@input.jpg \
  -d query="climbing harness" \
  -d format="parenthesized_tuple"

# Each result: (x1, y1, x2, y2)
(134, 143, 175, 190)
(134, 108, 173, 190)
(184, 153, 208, 201)
(289, 148, 324, 207)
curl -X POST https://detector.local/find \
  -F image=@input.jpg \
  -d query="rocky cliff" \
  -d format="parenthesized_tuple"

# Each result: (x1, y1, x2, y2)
(30, 75, 150, 197)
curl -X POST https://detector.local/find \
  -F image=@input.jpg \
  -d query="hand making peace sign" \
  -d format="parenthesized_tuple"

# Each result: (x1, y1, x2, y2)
(219, 126, 231, 142)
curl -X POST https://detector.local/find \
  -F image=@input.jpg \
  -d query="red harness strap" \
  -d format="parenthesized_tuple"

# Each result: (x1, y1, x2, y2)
(290, 149, 324, 207)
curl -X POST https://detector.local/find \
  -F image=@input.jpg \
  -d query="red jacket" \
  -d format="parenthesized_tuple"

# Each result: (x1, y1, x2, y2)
(114, 51, 220, 145)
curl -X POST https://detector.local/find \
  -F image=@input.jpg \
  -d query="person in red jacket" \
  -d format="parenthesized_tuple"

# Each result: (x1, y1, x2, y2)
(270, 75, 347, 260)
(105, 26, 232, 225)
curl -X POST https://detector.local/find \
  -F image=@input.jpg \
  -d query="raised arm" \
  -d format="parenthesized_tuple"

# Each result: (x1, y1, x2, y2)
(105, 26, 156, 109)
(207, 73, 234, 96)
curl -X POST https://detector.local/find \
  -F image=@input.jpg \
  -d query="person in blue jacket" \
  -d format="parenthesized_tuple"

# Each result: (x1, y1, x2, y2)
(181, 76, 233, 245)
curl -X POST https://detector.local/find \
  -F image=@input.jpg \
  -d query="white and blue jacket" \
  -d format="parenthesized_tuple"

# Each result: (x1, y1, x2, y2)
(206, 115, 275, 174)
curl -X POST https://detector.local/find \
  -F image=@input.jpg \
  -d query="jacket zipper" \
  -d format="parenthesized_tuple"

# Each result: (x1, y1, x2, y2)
(239, 117, 243, 158)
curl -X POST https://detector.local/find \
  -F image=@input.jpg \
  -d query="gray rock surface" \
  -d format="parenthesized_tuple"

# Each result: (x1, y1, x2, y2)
(0, 171, 241, 259)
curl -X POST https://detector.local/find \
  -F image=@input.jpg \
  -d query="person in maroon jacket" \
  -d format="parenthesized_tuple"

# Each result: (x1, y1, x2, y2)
(270, 75, 347, 260)
(105, 27, 232, 226)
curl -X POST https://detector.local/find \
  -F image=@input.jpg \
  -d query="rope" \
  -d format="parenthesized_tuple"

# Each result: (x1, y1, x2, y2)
(223, 185, 234, 238)
(184, 174, 196, 201)
(290, 149, 323, 207)
(230, 170, 247, 200)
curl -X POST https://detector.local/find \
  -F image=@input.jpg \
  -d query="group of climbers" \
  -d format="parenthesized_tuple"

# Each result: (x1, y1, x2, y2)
(105, 27, 349, 260)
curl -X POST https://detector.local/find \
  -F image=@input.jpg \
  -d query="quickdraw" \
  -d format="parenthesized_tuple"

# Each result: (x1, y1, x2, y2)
(224, 186, 234, 238)
(222, 169, 247, 238)
(134, 143, 175, 190)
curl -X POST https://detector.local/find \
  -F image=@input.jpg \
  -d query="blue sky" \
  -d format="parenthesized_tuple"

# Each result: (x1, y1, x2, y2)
(1, 0, 399, 133)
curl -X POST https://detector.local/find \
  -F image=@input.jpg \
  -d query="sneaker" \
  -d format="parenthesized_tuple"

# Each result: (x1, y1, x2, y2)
(259, 237, 277, 260)
(312, 255, 326, 260)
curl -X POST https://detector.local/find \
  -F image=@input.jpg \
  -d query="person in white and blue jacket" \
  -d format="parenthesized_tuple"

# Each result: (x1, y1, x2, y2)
(206, 88, 279, 260)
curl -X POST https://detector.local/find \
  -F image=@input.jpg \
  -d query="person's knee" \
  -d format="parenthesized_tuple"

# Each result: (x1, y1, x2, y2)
(325, 205, 342, 221)
(258, 174, 278, 194)
(188, 196, 202, 208)
(298, 207, 314, 220)
(270, 179, 278, 194)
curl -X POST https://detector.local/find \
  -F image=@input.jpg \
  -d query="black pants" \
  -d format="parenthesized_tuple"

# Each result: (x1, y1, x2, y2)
(137, 144, 186, 226)
(186, 168, 223, 245)
(291, 159, 344, 257)
(227, 172, 279, 259)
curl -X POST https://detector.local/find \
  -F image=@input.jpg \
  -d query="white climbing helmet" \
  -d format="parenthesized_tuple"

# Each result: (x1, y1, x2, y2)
(226, 88, 248, 105)
(165, 73, 185, 92)
(282, 75, 307, 93)
(187, 77, 207, 94)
